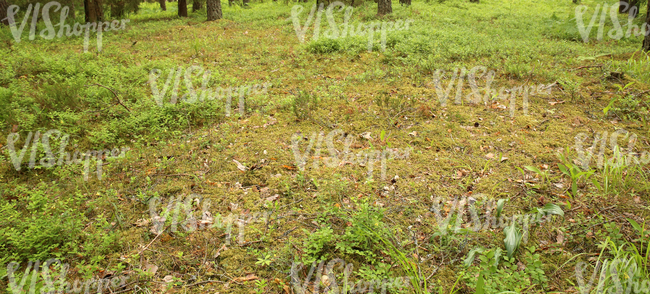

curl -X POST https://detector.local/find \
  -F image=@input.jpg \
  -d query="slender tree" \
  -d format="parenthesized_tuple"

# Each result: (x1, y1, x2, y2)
(206, 0, 221, 20)
(0, 0, 9, 26)
(178, 0, 188, 16)
(159, 0, 167, 11)
(192, 0, 202, 12)
(377, 0, 391, 15)
(641, 1, 650, 52)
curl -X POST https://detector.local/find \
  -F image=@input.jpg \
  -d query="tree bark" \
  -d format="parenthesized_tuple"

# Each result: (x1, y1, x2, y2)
(84, 0, 96, 22)
(242, 0, 248, 7)
(178, 0, 188, 16)
(643, 0, 650, 51)
(377, 0, 391, 15)
(620, 0, 639, 18)
(94, 0, 104, 21)
(0, 0, 10, 26)
(159, 0, 166, 10)
(206, 0, 221, 20)
(192, 0, 202, 12)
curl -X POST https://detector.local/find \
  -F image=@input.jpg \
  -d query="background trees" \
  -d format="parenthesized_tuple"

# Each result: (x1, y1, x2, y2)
(0, 0, 9, 25)
(178, 0, 187, 16)
(377, 0, 391, 15)
(206, 0, 221, 20)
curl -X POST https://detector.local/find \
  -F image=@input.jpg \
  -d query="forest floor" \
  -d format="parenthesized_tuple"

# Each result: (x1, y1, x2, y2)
(1, 0, 650, 293)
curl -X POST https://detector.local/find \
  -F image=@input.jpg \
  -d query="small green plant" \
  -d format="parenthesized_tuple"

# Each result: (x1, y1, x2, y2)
(524, 165, 553, 189)
(558, 78, 580, 101)
(557, 149, 595, 198)
(604, 82, 634, 116)
(291, 91, 319, 121)
(463, 246, 548, 292)
(254, 278, 268, 294)
(256, 252, 273, 267)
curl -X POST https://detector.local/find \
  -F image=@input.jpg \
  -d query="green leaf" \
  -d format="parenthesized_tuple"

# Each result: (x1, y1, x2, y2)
(464, 247, 485, 267)
(475, 271, 485, 294)
(504, 224, 522, 259)
(524, 165, 542, 174)
(496, 199, 506, 218)
(541, 203, 564, 217)
(627, 218, 642, 234)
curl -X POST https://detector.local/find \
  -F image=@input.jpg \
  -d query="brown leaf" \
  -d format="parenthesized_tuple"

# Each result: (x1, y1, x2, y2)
(265, 194, 280, 202)
(233, 159, 248, 172)
(233, 274, 258, 283)
(556, 230, 564, 244)
(549, 100, 565, 106)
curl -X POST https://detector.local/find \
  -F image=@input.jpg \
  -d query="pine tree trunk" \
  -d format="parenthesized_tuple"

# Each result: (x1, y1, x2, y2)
(620, 0, 639, 18)
(178, 0, 188, 16)
(643, 0, 650, 51)
(377, 0, 391, 15)
(206, 0, 221, 20)
(0, 0, 10, 26)
(94, 0, 103, 21)
(85, 0, 97, 22)
(159, 0, 166, 11)
(192, 0, 202, 12)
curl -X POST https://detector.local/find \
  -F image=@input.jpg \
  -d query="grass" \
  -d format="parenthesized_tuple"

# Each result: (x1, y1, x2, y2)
(1, 0, 650, 292)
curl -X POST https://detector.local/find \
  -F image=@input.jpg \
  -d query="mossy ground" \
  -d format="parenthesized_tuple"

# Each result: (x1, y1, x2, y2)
(1, 0, 650, 292)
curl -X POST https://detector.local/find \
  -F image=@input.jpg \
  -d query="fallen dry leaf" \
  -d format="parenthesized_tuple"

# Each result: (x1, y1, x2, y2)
(549, 100, 565, 106)
(265, 194, 279, 202)
(233, 274, 258, 283)
(485, 153, 495, 159)
(135, 219, 149, 227)
(233, 160, 248, 172)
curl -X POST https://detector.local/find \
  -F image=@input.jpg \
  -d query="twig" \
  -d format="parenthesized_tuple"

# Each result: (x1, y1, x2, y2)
(86, 83, 131, 113)
(183, 279, 225, 288)
(137, 225, 169, 256)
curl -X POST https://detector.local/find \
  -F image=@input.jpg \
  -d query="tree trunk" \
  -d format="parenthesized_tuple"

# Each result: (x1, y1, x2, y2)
(84, 0, 96, 22)
(643, 0, 650, 51)
(620, 0, 639, 18)
(93, 0, 104, 21)
(192, 0, 202, 12)
(377, 0, 391, 15)
(159, 0, 166, 10)
(399, 0, 411, 5)
(0, 0, 10, 26)
(206, 0, 221, 20)
(242, 0, 248, 7)
(110, 0, 125, 18)
(178, 0, 188, 16)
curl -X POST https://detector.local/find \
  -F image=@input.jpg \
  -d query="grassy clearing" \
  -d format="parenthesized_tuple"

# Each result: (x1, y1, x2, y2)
(1, 0, 650, 292)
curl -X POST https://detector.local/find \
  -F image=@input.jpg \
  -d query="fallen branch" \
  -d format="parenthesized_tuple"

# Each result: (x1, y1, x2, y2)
(87, 83, 131, 113)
